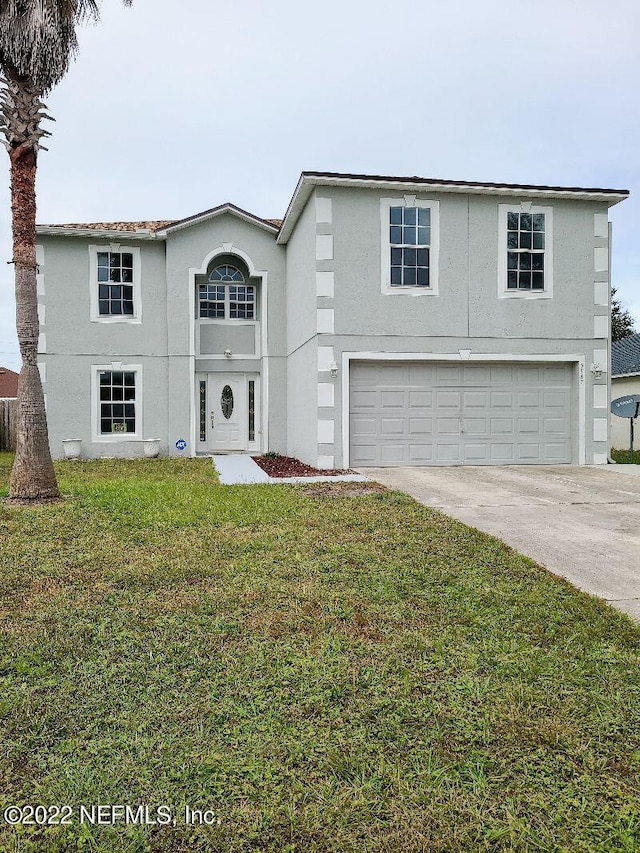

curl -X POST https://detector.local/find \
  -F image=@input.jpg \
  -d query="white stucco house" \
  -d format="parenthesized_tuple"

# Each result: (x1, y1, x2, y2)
(35, 171, 628, 467)
(610, 333, 640, 450)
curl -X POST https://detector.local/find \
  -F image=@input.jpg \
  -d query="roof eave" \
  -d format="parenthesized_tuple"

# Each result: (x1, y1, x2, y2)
(36, 226, 158, 240)
(612, 370, 640, 379)
(277, 173, 630, 244)
(156, 203, 279, 238)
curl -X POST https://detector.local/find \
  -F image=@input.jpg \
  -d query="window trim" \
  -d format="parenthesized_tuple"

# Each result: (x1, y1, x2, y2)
(91, 363, 143, 442)
(497, 204, 554, 300)
(380, 197, 440, 296)
(89, 244, 142, 323)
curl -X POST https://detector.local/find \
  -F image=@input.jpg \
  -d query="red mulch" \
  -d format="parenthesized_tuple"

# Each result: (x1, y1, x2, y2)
(252, 455, 354, 478)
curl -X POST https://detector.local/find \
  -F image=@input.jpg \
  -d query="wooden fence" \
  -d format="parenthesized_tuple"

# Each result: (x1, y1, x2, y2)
(0, 399, 17, 452)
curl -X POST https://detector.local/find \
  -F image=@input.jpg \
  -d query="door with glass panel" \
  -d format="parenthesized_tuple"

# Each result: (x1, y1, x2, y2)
(197, 374, 259, 452)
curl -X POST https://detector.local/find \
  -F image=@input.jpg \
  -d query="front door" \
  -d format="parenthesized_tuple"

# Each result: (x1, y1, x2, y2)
(208, 374, 245, 452)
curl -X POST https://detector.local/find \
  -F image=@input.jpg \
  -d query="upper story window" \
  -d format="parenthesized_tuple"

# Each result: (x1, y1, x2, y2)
(380, 198, 440, 296)
(89, 245, 142, 323)
(198, 264, 255, 319)
(98, 251, 134, 315)
(498, 204, 553, 299)
(507, 212, 545, 290)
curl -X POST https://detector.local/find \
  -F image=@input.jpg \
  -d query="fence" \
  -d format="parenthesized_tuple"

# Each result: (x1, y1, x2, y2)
(0, 399, 17, 451)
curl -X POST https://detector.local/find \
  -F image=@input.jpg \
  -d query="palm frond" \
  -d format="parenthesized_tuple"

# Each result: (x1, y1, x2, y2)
(0, 1, 132, 93)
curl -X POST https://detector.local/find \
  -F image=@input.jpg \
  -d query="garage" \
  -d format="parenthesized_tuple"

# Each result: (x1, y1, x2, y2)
(349, 361, 574, 466)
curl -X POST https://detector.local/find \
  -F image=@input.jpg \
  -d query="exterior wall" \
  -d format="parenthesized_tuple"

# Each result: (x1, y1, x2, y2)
(165, 213, 286, 455)
(43, 354, 170, 459)
(611, 375, 640, 450)
(285, 192, 323, 464)
(300, 186, 612, 467)
(38, 182, 619, 468)
(37, 235, 169, 459)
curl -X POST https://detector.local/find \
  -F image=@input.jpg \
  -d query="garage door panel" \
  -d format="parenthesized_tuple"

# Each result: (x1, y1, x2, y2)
(491, 391, 513, 407)
(436, 443, 461, 462)
(349, 361, 573, 467)
(518, 417, 540, 433)
(464, 418, 487, 435)
(490, 417, 514, 435)
(409, 418, 432, 434)
(464, 391, 489, 407)
(409, 444, 433, 462)
(381, 445, 405, 463)
(464, 444, 490, 461)
(351, 416, 377, 436)
(409, 391, 433, 408)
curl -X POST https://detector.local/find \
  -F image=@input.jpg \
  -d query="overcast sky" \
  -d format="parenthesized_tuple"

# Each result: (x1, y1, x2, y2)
(1, 0, 638, 370)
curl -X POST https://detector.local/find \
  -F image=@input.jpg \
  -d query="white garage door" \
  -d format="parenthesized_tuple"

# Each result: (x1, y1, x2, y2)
(349, 361, 573, 466)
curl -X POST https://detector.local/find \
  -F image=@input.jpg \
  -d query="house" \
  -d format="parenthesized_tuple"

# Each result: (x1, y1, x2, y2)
(611, 333, 640, 450)
(0, 366, 18, 400)
(35, 171, 628, 468)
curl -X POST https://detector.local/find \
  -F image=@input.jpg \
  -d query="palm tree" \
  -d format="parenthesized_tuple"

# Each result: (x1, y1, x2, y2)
(0, 0, 131, 501)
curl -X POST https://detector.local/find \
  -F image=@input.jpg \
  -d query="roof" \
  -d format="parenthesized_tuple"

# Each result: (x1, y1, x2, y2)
(37, 206, 283, 239)
(45, 220, 176, 232)
(0, 367, 18, 398)
(35, 170, 629, 244)
(612, 333, 640, 377)
(277, 171, 630, 243)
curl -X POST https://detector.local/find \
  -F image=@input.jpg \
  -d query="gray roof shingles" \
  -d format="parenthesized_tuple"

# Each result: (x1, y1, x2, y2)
(612, 333, 640, 376)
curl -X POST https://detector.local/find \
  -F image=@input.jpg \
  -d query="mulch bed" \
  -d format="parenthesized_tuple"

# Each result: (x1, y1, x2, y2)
(252, 455, 355, 478)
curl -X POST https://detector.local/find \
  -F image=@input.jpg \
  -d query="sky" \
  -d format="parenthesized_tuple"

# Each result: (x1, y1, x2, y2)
(1, 0, 639, 371)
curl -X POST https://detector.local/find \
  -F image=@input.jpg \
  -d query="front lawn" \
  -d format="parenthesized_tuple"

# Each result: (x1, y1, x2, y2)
(0, 455, 639, 851)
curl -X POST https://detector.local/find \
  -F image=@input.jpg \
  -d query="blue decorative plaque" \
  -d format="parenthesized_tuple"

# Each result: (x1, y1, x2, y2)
(175, 439, 187, 451)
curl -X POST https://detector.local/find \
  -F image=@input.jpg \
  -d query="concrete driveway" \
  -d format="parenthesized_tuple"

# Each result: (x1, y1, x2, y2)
(361, 465, 640, 621)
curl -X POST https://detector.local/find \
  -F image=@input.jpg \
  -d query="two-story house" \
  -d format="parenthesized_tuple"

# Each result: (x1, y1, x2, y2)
(35, 171, 628, 467)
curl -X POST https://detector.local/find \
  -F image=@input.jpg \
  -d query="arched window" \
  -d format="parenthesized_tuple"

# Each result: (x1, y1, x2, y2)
(209, 264, 244, 283)
(199, 264, 255, 319)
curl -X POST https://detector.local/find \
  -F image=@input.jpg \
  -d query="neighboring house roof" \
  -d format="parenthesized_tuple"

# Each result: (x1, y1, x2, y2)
(612, 333, 640, 377)
(0, 367, 18, 398)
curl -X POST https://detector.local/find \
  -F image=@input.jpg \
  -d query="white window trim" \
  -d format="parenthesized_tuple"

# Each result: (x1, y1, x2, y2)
(497, 204, 554, 300)
(380, 197, 440, 296)
(91, 362, 143, 442)
(89, 244, 142, 323)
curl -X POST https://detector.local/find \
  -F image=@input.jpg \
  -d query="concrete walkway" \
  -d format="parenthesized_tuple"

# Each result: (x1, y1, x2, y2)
(360, 465, 640, 621)
(212, 455, 367, 485)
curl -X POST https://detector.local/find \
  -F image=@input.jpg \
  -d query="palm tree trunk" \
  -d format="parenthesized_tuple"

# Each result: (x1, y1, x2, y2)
(8, 142, 59, 500)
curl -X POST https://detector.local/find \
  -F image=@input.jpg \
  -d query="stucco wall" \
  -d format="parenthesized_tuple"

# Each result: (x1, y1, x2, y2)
(610, 375, 640, 450)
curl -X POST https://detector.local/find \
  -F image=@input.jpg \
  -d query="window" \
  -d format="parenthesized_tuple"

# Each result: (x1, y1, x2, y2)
(390, 206, 430, 287)
(97, 252, 134, 315)
(499, 204, 553, 299)
(98, 370, 136, 435)
(89, 246, 142, 322)
(380, 198, 439, 295)
(198, 265, 255, 319)
(507, 212, 545, 290)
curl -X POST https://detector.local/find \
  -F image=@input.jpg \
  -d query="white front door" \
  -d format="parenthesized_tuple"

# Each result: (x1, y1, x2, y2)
(208, 374, 246, 452)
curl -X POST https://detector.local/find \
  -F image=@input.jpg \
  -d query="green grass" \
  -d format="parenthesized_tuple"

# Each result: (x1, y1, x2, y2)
(611, 447, 640, 464)
(0, 454, 639, 852)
